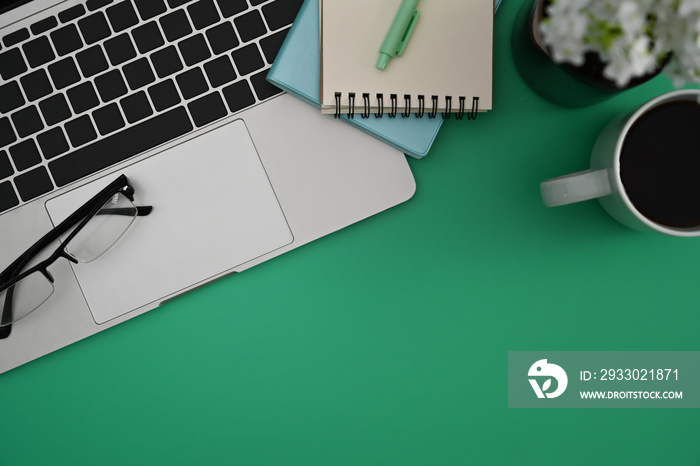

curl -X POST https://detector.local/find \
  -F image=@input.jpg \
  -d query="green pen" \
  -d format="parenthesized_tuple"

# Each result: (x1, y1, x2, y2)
(376, 0, 421, 70)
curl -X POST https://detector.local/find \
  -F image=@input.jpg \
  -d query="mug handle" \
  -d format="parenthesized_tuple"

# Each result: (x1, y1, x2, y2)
(540, 169, 612, 207)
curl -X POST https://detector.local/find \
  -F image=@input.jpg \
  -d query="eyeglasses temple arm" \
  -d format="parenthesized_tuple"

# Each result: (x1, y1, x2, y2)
(95, 206, 153, 217)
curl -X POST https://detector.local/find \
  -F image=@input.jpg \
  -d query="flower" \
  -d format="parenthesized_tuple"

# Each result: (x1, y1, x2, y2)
(539, 0, 700, 88)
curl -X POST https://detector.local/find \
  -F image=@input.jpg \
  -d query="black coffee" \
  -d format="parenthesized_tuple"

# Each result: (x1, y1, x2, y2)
(620, 100, 700, 228)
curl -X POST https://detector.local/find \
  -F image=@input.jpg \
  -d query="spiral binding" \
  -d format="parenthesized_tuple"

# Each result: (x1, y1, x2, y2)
(334, 92, 479, 120)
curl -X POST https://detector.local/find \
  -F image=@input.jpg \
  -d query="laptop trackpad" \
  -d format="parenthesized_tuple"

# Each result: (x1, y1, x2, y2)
(45, 120, 293, 324)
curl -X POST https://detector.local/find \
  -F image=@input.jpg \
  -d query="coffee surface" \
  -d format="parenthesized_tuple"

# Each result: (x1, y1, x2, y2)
(620, 100, 700, 228)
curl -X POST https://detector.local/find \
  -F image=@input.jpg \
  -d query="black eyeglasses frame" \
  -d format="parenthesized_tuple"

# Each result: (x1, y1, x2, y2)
(0, 174, 152, 336)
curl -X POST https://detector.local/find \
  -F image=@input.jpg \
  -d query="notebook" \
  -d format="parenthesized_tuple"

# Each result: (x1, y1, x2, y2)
(320, 0, 494, 118)
(266, 0, 441, 159)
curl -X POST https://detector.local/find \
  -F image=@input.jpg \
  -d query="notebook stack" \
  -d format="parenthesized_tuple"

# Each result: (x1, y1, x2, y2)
(267, 0, 498, 158)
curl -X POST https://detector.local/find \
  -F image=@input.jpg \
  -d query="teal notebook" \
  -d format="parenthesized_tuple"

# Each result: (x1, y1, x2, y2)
(266, 0, 441, 159)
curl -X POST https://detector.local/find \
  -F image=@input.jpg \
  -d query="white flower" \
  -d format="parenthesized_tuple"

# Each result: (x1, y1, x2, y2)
(617, 1, 646, 39)
(538, 0, 700, 88)
(540, 9, 589, 65)
(602, 36, 657, 86)
(678, 0, 700, 16)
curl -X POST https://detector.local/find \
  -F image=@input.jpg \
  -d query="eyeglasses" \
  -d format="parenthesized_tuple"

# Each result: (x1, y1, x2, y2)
(0, 175, 152, 337)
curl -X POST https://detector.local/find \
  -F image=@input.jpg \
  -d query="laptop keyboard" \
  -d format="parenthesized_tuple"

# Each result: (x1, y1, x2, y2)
(0, 0, 303, 213)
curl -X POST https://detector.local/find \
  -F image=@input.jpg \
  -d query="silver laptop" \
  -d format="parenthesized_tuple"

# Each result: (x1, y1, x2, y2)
(0, 0, 416, 373)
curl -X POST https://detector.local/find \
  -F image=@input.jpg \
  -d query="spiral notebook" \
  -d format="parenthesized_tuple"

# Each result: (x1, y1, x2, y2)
(267, 0, 442, 158)
(320, 0, 494, 119)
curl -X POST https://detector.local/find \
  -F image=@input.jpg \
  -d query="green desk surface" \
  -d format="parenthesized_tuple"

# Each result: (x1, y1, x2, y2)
(2, 1, 697, 465)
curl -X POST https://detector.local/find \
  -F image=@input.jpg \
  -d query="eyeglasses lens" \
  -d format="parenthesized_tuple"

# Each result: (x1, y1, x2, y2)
(0, 271, 54, 327)
(64, 192, 139, 263)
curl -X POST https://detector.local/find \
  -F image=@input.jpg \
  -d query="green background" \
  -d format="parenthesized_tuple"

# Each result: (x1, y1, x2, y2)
(2, 0, 698, 464)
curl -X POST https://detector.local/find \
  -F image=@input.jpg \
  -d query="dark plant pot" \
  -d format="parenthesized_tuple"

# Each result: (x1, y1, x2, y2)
(511, 0, 667, 107)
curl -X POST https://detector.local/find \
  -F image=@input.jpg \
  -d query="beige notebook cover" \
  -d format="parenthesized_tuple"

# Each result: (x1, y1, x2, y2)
(320, 0, 494, 117)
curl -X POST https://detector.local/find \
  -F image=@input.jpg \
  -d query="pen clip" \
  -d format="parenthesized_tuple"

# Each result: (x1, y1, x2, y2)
(396, 11, 420, 56)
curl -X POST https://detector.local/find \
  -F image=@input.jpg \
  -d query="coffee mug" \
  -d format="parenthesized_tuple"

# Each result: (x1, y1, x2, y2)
(540, 89, 700, 237)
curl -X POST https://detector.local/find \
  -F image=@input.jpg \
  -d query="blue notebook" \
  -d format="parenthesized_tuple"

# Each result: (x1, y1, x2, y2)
(267, 0, 441, 159)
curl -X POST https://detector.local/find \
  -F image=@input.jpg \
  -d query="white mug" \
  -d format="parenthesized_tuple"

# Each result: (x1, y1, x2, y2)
(540, 90, 700, 237)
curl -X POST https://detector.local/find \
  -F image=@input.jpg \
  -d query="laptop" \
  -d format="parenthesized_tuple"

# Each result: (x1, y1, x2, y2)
(0, 0, 416, 373)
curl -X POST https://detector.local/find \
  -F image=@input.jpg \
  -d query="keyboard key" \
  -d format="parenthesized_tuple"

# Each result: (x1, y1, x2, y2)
(11, 106, 44, 138)
(87, 0, 115, 11)
(222, 80, 254, 113)
(123, 58, 155, 90)
(79, 12, 111, 44)
(176, 67, 208, 99)
(131, 21, 165, 54)
(49, 107, 193, 187)
(160, 10, 192, 42)
(15, 166, 53, 202)
(107, 1, 139, 33)
(203, 55, 236, 87)
(168, 0, 195, 8)
(59, 4, 86, 23)
(216, 0, 247, 18)
(234, 10, 266, 42)
(95, 69, 128, 101)
(206, 22, 238, 55)
(0, 181, 20, 213)
(0, 150, 14, 179)
(9, 139, 41, 171)
(134, 0, 167, 21)
(248, 0, 266, 5)
(134, 0, 166, 20)
(76, 44, 109, 77)
(37, 127, 70, 159)
(188, 91, 226, 127)
(250, 69, 281, 100)
(39, 94, 72, 126)
(148, 79, 181, 111)
(67, 82, 100, 114)
(65, 115, 98, 147)
(0, 117, 18, 148)
(3, 28, 29, 47)
(104, 33, 136, 66)
(231, 43, 263, 76)
(48, 57, 81, 89)
(187, 0, 219, 30)
(178, 34, 211, 66)
(262, 0, 303, 31)
(120, 91, 153, 123)
(151, 46, 183, 78)
(31, 17, 58, 35)
(51, 24, 84, 56)
(92, 103, 125, 135)
(23, 36, 55, 68)
(259, 26, 289, 64)
(0, 81, 25, 113)
(21, 69, 54, 102)
(0, 48, 28, 80)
